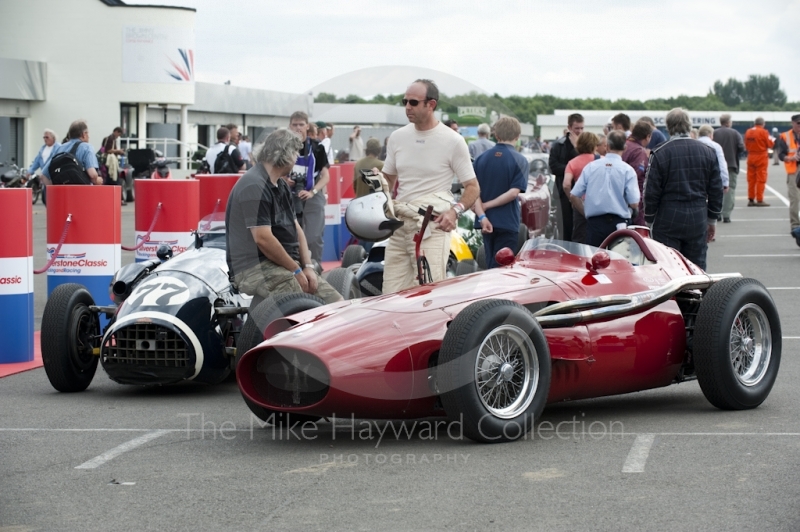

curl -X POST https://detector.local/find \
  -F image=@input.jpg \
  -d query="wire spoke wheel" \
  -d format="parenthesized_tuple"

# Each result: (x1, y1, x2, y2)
(474, 325, 538, 419)
(728, 303, 771, 387)
(694, 277, 781, 410)
(439, 299, 550, 442)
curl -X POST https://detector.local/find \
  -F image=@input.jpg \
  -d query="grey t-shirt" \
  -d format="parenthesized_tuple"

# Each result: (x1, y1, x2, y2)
(225, 164, 299, 277)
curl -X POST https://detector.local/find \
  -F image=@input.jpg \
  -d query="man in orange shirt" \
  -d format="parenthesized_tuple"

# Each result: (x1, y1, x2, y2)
(744, 117, 774, 206)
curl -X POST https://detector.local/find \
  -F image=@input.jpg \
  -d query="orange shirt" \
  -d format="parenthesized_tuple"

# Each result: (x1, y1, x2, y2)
(744, 125, 774, 163)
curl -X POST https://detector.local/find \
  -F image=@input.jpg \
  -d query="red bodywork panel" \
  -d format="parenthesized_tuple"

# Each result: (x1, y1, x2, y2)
(237, 235, 695, 419)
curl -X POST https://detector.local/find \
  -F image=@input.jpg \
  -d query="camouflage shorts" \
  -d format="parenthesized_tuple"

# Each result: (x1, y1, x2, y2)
(233, 260, 342, 304)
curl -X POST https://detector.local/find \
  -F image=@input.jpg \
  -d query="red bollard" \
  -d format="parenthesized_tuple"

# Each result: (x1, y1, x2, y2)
(333, 163, 357, 252)
(196, 174, 240, 219)
(338, 162, 356, 200)
(322, 165, 342, 261)
(45, 185, 121, 314)
(0, 188, 34, 363)
(133, 179, 200, 262)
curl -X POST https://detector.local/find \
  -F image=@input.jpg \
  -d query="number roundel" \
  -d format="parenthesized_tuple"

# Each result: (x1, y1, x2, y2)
(128, 277, 190, 307)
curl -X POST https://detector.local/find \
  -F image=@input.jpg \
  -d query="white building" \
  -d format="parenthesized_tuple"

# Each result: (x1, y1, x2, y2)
(538, 110, 798, 140)
(0, 0, 310, 173)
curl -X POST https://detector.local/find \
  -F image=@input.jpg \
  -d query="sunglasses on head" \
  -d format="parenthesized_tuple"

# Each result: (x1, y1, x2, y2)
(402, 98, 434, 107)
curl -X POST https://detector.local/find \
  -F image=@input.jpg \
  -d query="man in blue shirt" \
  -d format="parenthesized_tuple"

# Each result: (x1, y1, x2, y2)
(472, 117, 529, 268)
(570, 130, 640, 247)
(28, 129, 60, 174)
(42, 120, 103, 186)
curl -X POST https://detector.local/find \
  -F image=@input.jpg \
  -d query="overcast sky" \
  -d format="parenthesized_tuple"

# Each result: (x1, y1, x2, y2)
(128, 0, 800, 103)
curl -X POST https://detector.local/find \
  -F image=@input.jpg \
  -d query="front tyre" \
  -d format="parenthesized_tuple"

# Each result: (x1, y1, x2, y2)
(341, 244, 366, 268)
(694, 278, 781, 410)
(41, 284, 100, 392)
(439, 299, 551, 443)
(325, 267, 361, 299)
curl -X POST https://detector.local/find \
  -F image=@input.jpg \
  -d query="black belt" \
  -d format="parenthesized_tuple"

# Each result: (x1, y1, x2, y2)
(588, 213, 626, 221)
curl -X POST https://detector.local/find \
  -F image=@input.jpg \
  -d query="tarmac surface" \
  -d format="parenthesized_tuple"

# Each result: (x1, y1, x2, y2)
(2, 164, 799, 531)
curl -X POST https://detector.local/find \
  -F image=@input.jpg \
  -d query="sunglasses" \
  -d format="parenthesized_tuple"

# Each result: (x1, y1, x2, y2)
(402, 98, 434, 107)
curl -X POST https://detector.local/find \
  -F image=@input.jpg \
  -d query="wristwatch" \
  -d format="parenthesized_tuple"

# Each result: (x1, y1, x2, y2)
(452, 202, 465, 217)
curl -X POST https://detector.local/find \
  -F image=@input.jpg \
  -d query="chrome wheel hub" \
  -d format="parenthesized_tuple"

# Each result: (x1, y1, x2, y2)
(474, 325, 538, 419)
(729, 303, 771, 387)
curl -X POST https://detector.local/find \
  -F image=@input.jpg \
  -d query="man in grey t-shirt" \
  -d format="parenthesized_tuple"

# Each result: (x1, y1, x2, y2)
(225, 128, 341, 304)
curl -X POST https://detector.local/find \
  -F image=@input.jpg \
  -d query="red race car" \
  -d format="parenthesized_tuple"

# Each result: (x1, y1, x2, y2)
(236, 228, 781, 443)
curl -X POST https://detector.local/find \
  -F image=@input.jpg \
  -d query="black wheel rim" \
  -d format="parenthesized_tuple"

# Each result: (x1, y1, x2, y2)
(69, 305, 97, 371)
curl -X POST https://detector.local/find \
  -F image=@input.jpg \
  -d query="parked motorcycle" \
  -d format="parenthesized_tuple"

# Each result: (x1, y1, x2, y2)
(0, 163, 42, 204)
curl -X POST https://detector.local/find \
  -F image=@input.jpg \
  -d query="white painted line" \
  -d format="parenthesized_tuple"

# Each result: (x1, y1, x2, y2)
(622, 433, 655, 473)
(765, 184, 791, 207)
(0, 428, 167, 432)
(782, 337, 800, 340)
(724, 254, 800, 258)
(716, 234, 785, 238)
(75, 429, 171, 469)
(767, 287, 800, 290)
(725, 218, 789, 222)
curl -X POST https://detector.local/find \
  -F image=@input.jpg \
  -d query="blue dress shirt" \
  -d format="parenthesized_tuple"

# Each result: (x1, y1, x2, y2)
(570, 153, 640, 219)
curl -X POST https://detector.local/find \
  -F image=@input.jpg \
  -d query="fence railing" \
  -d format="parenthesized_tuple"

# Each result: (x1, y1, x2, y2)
(119, 137, 209, 169)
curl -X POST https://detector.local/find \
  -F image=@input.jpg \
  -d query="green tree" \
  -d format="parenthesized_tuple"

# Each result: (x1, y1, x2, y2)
(712, 78, 746, 106)
(713, 74, 787, 107)
(315, 92, 338, 103)
(743, 74, 787, 107)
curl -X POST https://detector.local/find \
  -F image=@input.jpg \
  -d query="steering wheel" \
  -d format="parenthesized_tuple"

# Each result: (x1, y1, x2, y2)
(532, 242, 570, 253)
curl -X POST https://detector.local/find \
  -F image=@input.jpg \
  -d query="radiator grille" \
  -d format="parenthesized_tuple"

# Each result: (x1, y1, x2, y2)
(103, 322, 190, 367)
(251, 348, 329, 407)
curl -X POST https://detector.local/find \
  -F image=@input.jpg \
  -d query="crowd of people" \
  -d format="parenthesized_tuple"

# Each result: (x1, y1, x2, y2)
(545, 110, 800, 271)
(223, 89, 800, 301)
(25, 93, 799, 304)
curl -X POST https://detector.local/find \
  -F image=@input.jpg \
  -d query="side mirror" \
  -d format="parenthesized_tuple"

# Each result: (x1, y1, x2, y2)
(156, 244, 173, 261)
(495, 247, 516, 266)
(587, 250, 611, 273)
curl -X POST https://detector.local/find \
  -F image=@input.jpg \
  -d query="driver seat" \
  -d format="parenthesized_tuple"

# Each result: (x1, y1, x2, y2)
(605, 237, 655, 266)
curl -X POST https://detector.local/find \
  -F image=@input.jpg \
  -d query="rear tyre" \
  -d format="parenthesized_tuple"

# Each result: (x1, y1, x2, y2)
(325, 267, 360, 299)
(42, 284, 100, 392)
(516, 224, 528, 253)
(359, 271, 383, 296)
(438, 299, 551, 443)
(125, 173, 135, 202)
(694, 278, 781, 410)
(475, 244, 487, 270)
(236, 293, 325, 426)
(455, 259, 478, 276)
(341, 245, 366, 268)
(31, 181, 41, 205)
(445, 253, 458, 278)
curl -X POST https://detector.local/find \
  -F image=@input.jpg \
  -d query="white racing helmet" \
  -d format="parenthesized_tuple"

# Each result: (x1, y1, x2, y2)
(345, 191, 404, 242)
